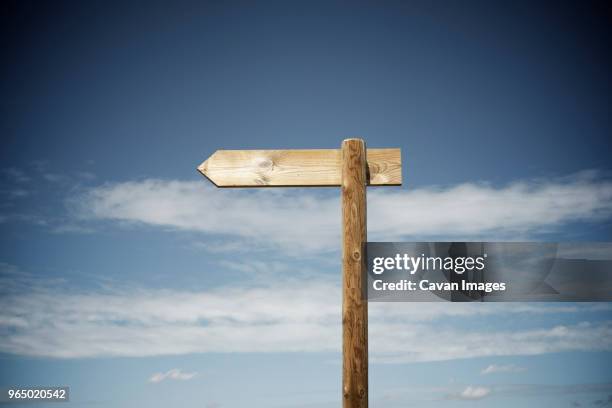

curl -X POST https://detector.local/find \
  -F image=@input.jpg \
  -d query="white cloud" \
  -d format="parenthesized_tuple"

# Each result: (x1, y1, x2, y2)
(73, 180, 339, 254)
(456, 386, 491, 400)
(73, 172, 612, 253)
(1, 272, 611, 360)
(369, 171, 612, 240)
(149, 368, 197, 383)
(481, 363, 526, 375)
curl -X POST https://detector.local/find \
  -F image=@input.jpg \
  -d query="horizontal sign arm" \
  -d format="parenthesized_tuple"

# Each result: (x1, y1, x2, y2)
(198, 148, 401, 187)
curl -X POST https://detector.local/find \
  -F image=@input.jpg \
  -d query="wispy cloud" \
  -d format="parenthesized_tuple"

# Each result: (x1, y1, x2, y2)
(593, 394, 612, 406)
(149, 368, 197, 383)
(0, 213, 48, 226)
(3, 167, 30, 183)
(481, 363, 526, 375)
(43, 173, 68, 183)
(51, 224, 96, 234)
(75, 171, 96, 181)
(453, 385, 491, 400)
(1, 270, 610, 360)
(6, 189, 30, 199)
(379, 382, 612, 406)
(73, 172, 612, 253)
(0, 164, 97, 231)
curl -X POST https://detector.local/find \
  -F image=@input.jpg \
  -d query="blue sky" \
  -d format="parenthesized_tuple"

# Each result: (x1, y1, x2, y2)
(1, 1, 612, 407)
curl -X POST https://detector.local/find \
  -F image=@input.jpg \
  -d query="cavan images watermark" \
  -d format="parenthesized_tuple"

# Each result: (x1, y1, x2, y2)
(366, 242, 612, 302)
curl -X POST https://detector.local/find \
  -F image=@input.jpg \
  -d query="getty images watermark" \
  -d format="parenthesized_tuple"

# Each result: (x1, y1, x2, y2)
(366, 242, 612, 302)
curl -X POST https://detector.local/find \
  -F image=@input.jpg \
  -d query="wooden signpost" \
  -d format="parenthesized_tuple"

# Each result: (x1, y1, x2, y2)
(198, 139, 402, 407)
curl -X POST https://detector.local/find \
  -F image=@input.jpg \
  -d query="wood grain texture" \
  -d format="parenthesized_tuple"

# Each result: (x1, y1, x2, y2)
(341, 139, 368, 408)
(365, 148, 401, 186)
(197, 148, 401, 187)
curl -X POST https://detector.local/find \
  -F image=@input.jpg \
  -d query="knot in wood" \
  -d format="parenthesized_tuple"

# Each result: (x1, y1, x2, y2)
(256, 157, 274, 170)
(352, 250, 361, 261)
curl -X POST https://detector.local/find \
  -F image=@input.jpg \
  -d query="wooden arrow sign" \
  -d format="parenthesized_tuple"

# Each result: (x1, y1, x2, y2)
(198, 148, 401, 187)
(197, 139, 401, 408)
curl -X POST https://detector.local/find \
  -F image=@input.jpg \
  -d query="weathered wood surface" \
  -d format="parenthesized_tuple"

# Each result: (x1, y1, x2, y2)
(341, 139, 368, 408)
(197, 148, 401, 187)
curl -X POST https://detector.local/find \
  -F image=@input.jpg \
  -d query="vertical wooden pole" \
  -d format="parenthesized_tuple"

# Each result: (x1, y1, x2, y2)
(341, 138, 368, 408)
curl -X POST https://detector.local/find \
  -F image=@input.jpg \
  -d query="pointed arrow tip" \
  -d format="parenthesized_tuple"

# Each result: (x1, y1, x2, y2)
(197, 153, 220, 187)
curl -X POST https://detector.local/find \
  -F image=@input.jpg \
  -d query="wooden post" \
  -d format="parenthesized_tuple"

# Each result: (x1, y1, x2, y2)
(341, 139, 368, 408)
